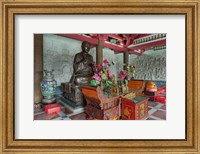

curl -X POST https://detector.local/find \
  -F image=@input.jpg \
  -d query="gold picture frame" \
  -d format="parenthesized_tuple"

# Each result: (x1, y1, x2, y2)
(0, 0, 200, 153)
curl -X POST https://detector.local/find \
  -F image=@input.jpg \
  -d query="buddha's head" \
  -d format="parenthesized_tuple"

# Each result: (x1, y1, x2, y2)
(81, 41, 90, 53)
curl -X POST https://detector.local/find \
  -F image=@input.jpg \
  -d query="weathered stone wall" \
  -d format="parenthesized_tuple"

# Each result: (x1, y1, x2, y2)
(102, 49, 125, 78)
(43, 34, 96, 86)
(43, 34, 166, 86)
(115, 53, 124, 76)
(129, 49, 166, 81)
(43, 34, 125, 85)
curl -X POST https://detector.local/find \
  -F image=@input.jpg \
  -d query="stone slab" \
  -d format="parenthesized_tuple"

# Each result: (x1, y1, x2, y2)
(58, 97, 85, 113)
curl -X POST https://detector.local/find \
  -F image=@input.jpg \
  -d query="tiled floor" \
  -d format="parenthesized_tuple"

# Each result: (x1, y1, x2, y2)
(34, 100, 166, 120)
(147, 101, 166, 120)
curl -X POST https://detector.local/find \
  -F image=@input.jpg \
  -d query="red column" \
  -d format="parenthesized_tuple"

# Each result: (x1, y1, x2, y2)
(123, 50, 129, 70)
(96, 40, 103, 64)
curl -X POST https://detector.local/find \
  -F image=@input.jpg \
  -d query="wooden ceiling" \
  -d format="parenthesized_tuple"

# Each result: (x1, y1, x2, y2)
(57, 34, 166, 55)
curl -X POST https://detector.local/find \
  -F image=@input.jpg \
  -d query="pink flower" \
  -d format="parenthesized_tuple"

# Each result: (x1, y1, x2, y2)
(92, 73, 102, 82)
(108, 72, 112, 78)
(119, 71, 125, 80)
(107, 70, 112, 78)
(103, 59, 108, 64)
(98, 64, 103, 70)
(98, 71, 103, 76)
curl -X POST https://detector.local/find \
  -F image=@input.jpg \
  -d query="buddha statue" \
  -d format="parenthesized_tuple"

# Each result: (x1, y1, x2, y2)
(70, 41, 94, 85)
(61, 41, 94, 107)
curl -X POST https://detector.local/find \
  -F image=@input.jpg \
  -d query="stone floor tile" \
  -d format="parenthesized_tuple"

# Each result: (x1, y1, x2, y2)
(34, 106, 43, 113)
(34, 112, 60, 120)
(69, 112, 87, 120)
(160, 105, 166, 110)
(146, 117, 156, 120)
(151, 110, 166, 120)
(148, 101, 159, 107)
(62, 108, 73, 115)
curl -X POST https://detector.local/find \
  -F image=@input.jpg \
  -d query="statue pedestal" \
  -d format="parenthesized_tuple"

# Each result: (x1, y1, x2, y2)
(58, 97, 85, 113)
(61, 82, 87, 112)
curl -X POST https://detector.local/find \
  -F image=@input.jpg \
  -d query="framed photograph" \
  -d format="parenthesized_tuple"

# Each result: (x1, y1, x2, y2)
(1, 0, 200, 153)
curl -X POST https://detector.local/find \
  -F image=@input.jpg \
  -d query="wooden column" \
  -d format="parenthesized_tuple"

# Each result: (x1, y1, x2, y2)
(96, 40, 103, 64)
(123, 51, 129, 70)
(34, 34, 43, 104)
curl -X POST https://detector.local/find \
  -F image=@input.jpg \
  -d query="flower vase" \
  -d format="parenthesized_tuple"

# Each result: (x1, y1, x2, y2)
(100, 82, 111, 97)
(100, 81, 104, 90)
(40, 69, 57, 104)
(126, 82, 129, 93)
(103, 86, 111, 97)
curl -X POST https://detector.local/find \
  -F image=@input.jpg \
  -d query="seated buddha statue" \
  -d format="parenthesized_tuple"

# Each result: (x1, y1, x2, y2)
(70, 41, 94, 85)
(61, 41, 94, 106)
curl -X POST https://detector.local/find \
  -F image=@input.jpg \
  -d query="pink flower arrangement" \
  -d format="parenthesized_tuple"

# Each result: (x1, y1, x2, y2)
(90, 59, 114, 88)
(92, 73, 102, 82)
(118, 65, 136, 84)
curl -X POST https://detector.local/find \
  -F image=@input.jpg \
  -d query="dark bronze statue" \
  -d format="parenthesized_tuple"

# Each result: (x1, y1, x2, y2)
(61, 41, 94, 107)
(70, 41, 94, 85)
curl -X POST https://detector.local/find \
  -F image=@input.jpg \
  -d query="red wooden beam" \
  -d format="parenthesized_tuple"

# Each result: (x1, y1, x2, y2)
(128, 39, 166, 51)
(103, 41, 126, 52)
(108, 34, 123, 41)
(57, 34, 127, 52)
(89, 34, 98, 37)
(103, 34, 109, 41)
(57, 34, 143, 55)
(109, 34, 124, 46)
(57, 34, 99, 45)
(133, 34, 152, 39)
(128, 49, 142, 55)
(113, 48, 141, 55)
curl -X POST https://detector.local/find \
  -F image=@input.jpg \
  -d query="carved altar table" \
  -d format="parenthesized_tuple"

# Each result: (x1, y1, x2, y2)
(81, 86, 120, 120)
(81, 80, 145, 120)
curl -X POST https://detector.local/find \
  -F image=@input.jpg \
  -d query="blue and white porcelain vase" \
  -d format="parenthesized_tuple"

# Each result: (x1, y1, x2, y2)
(40, 69, 57, 104)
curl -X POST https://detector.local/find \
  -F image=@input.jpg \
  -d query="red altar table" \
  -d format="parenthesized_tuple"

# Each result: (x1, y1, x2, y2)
(121, 95, 149, 120)
(81, 80, 145, 120)
(81, 86, 121, 120)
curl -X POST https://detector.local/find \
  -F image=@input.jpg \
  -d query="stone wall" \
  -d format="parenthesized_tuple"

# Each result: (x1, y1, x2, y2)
(115, 53, 124, 76)
(43, 34, 166, 86)
(103, 48, 122, 77)
(43, 34, 96, 86)
(129, 49, 166, 81)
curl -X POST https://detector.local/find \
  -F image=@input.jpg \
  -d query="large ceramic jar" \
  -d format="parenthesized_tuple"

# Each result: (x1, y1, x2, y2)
(145, 81, 158, 92)
(40, 69, 57, 104)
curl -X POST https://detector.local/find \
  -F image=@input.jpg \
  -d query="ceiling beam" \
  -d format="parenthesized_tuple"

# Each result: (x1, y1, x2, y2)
(109, 34, 123, 41)
(57, 34, 99, 45)
(56, 34, 151, 56)
(109, 34, 124, 46)
(128, 49, 142, 55)
(57, 34, 128, 53)
(103, 41, 126, 52)
(128, 39, 166, 51)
